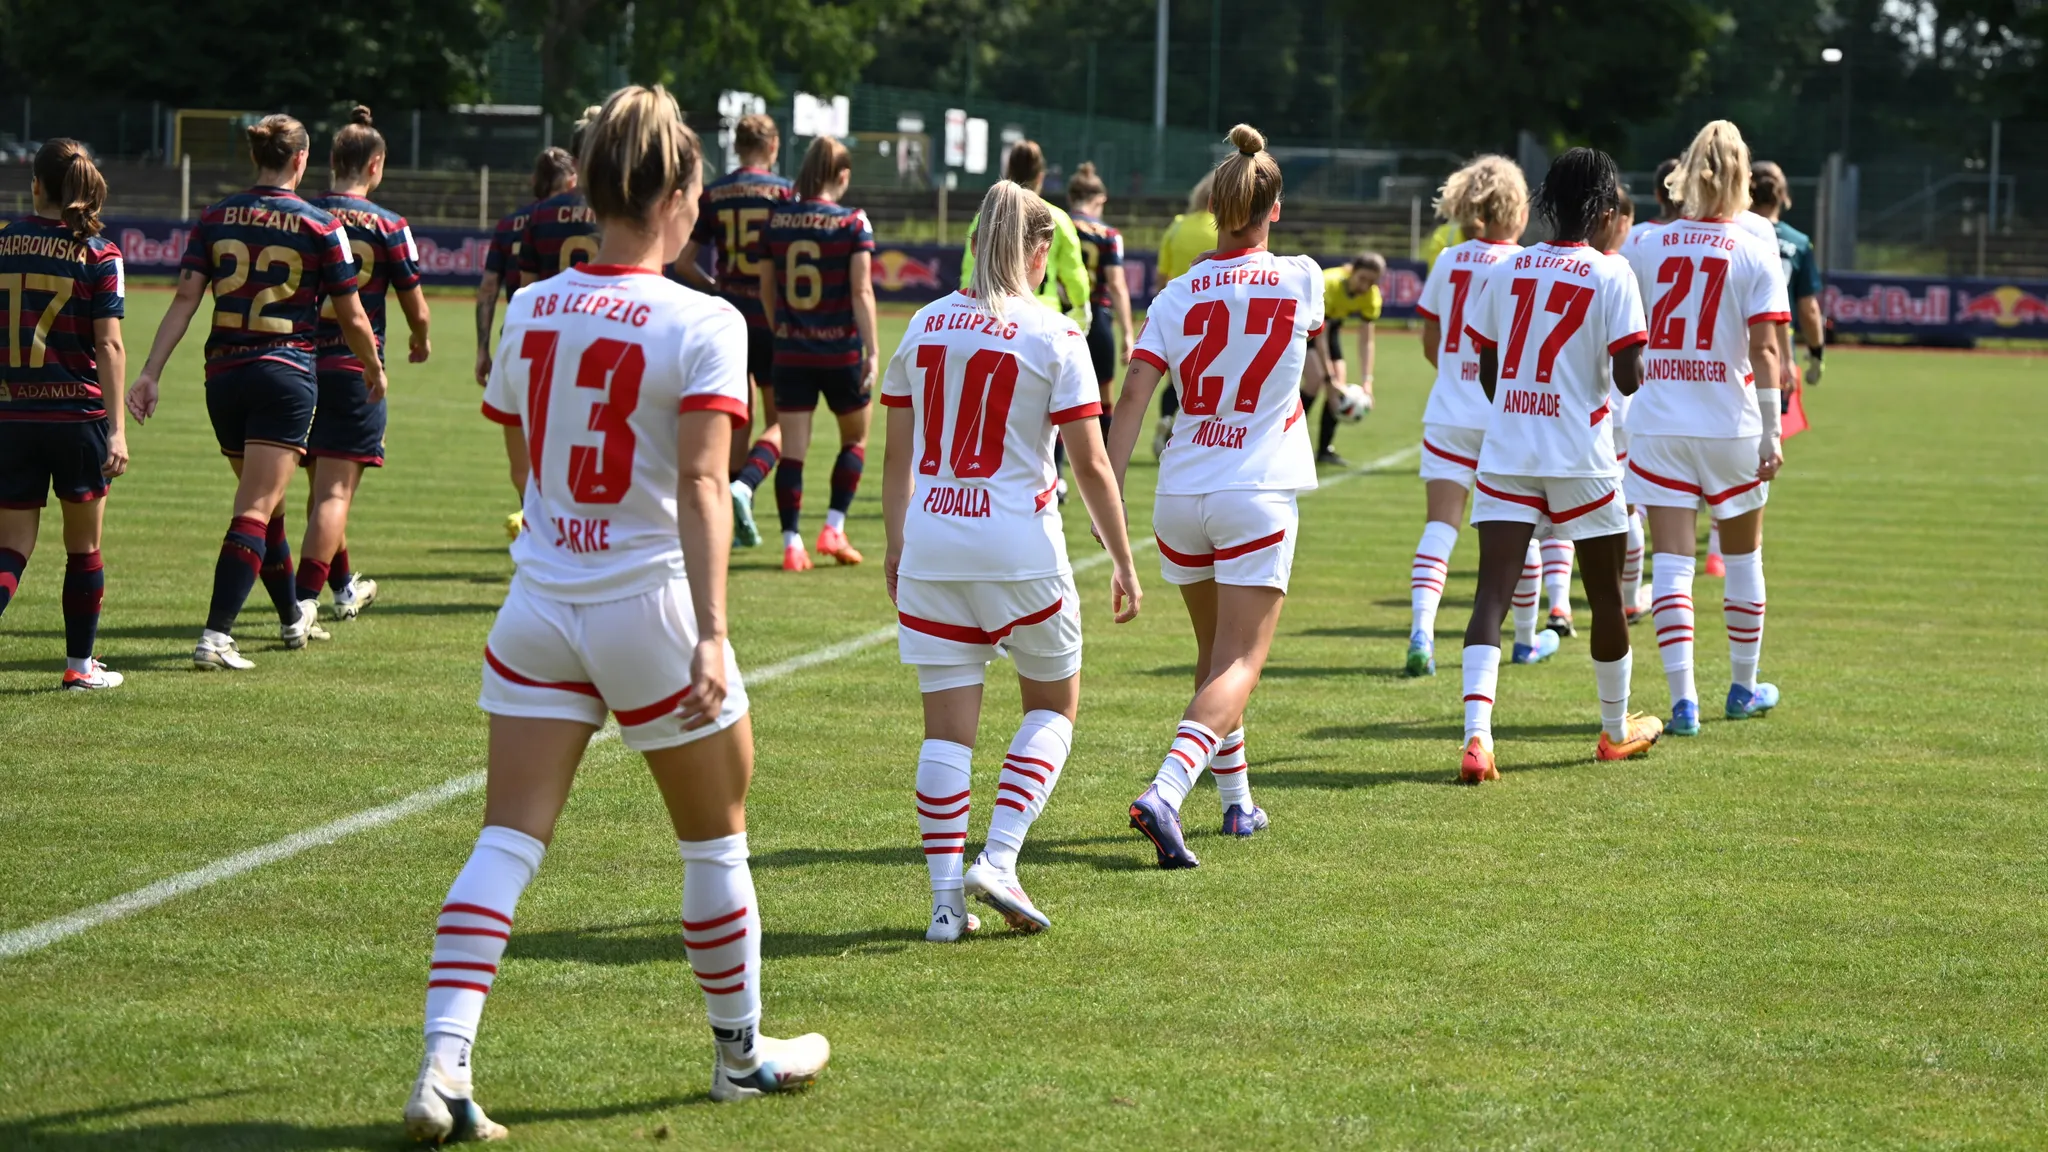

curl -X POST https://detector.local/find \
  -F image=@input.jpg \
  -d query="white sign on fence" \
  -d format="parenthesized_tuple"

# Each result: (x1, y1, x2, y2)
(794, 92, 851, 139)
(965, 117, 989, 175)
(944, 108, 967, 168)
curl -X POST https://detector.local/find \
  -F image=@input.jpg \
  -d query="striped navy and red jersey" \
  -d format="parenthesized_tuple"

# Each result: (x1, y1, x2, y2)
(1071, 211, 1124, 308)
(308, 192, 422, 374)
(763, 198, 874, 368)
(690, 167, 795, 328)
(0, 215, 124, 422)
(484, 202, 535, 301)
(515, 191, 599, 283)
(179, 185, 357, 378)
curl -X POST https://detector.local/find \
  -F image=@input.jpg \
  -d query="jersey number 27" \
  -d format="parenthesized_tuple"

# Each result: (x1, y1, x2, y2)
(1177, 297, 1297, 415)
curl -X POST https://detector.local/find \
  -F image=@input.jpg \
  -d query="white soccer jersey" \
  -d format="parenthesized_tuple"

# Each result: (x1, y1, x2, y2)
(880, 291, 1103, 582)
(1133, 247, 1325, 495)
(1624, 218, 1791, 439)
(1599, 249, 1635, 429)
(1415, 238, 1522, 431)
(1463, 241, 1647, 478)
(483, 264, 751, 602)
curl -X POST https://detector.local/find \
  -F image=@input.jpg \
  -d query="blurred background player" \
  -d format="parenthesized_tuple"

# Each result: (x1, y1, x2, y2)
(1404, 154, 1526, 677)
(1623, 120, 1788, 735)
(879, 179, 1141, 941)
(425, 88, 828, 1142)
(1748, 162, 1825, 388)
(1065, 162, 1133, 423)
(129, 114, 383, 671)
(958, 140, 1091, 335)
(0, 140, 128, 690)
(1108, 124, 1320, 869)
(515, 107, 603, 285)
(674, 113, 795, 549)
(1456, 147, 1662, 783)
(758, 136, 878, 571)
(301, 106, 429, 624)
(1630, 158, 1681, 244)
(1302, 251, 1383, 466)
(1590, 185, 1653, 624)
(1149, 172, 1217, 455)
(476, 147, 574, 539)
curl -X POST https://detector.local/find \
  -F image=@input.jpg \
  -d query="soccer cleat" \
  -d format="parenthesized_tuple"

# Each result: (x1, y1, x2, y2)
(1511, 630, 1560, 665)
(1055, 478, 1069, 505)
(1725, 681, 1780, 720)
(1315, 448, 1349, 467)
(503, 510, 524, 541)
(1667, 698, 1701, 737)
(193, 634, 255, 671)
(1596, 713, 1666, 760)
(282, 599, 331, 649)
(781, 544, 813, 572)
(1152, 412, 1173, 457)
(925, 899, 981, 943)
(964, 855, 1051, 933)
(815, 525, 862, 565)
(709, 1033, 831, 1103)
(1220, 803, 1269, 837)
(1128, 785, 1200, 870)
(1704, 552, 1726, 578)
(61, 659, 124, 691)
(1546, 608, 1575, 637)
(1405, 631, 1436, 677)
(403, 1055, 508, 1143)
(332, 573, 378, 621)
(730, 484, 761, 549)
(1460, 738, 1499, 783)
(1625, 587, 1653, 626)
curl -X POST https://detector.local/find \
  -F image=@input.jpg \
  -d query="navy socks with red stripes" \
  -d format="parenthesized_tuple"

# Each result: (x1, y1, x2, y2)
(0, 547, 24, 617)
(259, 514, 298, 625)
(734, 440, 780, 494)
(774, 458, 804, 537)
(206, 515, 267, 634)
(62, 551, 105, 661)
(424, 825, 545, 1054)
(826, 445, 864, 529)
(678, 833, 764, 1068)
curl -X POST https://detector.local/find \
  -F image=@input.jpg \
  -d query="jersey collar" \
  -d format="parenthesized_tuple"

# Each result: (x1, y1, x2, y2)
(1202, 246, 1265, 262)
(250, 184, 299, 198)
(1541, 240, 1589, 249)
(575, 263, 664, 277)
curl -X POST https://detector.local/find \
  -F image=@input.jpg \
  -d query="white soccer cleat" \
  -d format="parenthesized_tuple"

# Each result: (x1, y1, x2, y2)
(61, 658, 124, 691)
(926, 897, 981, 943)
(282, 599, 330, 649)
(709, 1032, 831, 1102)
(404, 1054, 508, 1143)
(964, 855, 1051, 933)
(193, 632, 255, 671)
(333, 573, 379, 620)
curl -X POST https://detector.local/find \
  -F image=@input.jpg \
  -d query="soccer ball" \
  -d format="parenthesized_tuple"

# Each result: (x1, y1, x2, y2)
(504, 510, 525, 540)
(1330, 383, 1372, 423)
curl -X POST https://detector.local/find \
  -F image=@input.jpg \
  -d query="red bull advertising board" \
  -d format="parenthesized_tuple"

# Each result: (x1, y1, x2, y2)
(1824, 274, 2048, 341)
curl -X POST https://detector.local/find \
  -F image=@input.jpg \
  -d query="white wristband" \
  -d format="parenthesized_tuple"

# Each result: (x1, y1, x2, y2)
(1755, 388, 1782, 448)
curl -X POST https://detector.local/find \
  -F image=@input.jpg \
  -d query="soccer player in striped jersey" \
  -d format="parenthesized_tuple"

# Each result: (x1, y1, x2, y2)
(1149, 173, 1217, 454)
(475, 147, 574, 388)
(1065, 162, 1134, 413)
(301, 106, 429, 623)
(1406, 156, 1527, 676)
(0, 141, 127, 689)
(1107, 126, 1324, 867)
(674, 113, 795, 549)
(515, 108, 603, 286)
(881, 180, 1141, 940)
(130, 114, 383, 671)
(1456, 148, 1664, 781)
(758, 136, 878, 571)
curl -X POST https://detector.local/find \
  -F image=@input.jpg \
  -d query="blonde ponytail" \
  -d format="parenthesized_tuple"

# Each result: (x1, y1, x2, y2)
(1209, 124, 1282, 235)
(969, 180, 1055, 323)
(1669, 119, 1753, 222)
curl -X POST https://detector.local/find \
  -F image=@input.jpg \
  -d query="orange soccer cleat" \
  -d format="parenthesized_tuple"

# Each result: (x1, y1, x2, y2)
(1704, 552, 1726, 578)
(782, 543, 814, 572)
(1595, 713, 1666, 761)
(1459, 738, 1499, 784)
(815, 525, 863, 565)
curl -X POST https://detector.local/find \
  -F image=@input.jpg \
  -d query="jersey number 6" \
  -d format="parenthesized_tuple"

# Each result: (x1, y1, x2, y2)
(1176, 297, 1298, 416)
(518, 331, 643, 504)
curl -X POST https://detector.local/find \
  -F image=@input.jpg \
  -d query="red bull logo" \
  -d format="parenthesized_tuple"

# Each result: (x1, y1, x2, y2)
(1824, 282, 1950, 327)
(1955, 285, 2048, 329)
(1383, 268, 1425, 308)
(875, 249, 944, 291)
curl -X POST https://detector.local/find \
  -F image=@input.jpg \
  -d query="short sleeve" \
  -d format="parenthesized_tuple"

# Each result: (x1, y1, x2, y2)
(1464, 265, 1502, 349)
(516, 219, 540, 277)
(850, 210, 876, 254)
(879, 333, 916, 408)
(484, 220, 511, 275)
(1414, 255, 1448, 322)
(180, 221, 211, 275)
(1048, 329, 1102, 424)
(1743, 243, 1791, 327)
(679, 305, 751, 425)
(1603, 263, 1647, 354)
(1131, 286, 1176, 375)
(1300, 257, 1328, 338)
(481, 327, 521, 422)
(1791, 244, 1821, 302)
(318, 221, 359, 295)
(89, 243, 125, 320)
(387, 218, 423, 290)
(1362, 283, 1382, 321)
(1103, 230, 1124, 267)
(690, 193, 717, 246)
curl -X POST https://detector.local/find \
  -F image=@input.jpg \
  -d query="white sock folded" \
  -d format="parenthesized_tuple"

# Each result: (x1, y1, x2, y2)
(1462, 645, 1501, 751)
(1722, 549, 1766, 691)
(1594, 652, 1632, 741)
(1651, 552, 1698, 707)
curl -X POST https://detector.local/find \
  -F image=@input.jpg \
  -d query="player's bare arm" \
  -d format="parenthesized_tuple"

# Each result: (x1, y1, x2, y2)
(880, 405, 914, 605)
(397, 284, 431, 363)
(850, 250, 879, 388)
(675, 409, 736, 726)
(1059, 418, 1141, 623)
(94, 316, 128, 477)
(473, 271, 499, 384)
(1104, 358, 1162, 493)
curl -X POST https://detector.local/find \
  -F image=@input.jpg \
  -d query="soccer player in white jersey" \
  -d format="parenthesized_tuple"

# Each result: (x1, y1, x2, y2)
(1456, 148, 1666, 783)
(406, 87, 828, 1143)
(880, 181, 1142, 941)
(1590, 186, 1654, 625)
(1622, 120, 1789, 736)
(1104, 125, 1324, 869)
(1405, 155, 1527, 677)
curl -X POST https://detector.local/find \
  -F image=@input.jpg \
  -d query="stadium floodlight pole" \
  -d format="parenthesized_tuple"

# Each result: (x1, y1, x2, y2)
(1154, 0, 1169, 185)
(1988, 118, 2001, 233)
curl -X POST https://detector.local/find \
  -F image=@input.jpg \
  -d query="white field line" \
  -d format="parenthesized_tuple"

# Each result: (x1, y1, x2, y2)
(0, 445, 1414, 961)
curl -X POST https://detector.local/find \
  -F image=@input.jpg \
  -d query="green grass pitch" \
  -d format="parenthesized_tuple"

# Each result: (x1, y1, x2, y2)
(1, 290, 2045, 1149)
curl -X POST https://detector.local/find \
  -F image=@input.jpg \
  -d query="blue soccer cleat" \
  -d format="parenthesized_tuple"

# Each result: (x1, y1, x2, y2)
(1221, 803, 1269, 837)
(1511, 630, 1560, 665)
(1667, 698, 1701, 736)
(730, 483, 762, 549)
(1129, 785, 1200, 869)
(1725, 682, 1780, 720)
(1405, 631, 1436, 677)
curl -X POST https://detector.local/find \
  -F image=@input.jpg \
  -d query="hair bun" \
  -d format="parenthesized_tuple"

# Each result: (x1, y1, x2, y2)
(1228, 124, 1265, 156)
(1074, 161, 1096, 177)
(350, 105, 374, 127)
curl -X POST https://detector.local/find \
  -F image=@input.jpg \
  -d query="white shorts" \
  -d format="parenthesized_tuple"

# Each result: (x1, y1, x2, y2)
(1613, 424, 1632, 466)
(480, 575, 749, 751)
(1623, 434, 1770, 518)
(1471, 472, 1630, 541)
(1418, 424, 1485, 486)
(1153, 489, 1300, 590)
(896, 573, 1082, 687)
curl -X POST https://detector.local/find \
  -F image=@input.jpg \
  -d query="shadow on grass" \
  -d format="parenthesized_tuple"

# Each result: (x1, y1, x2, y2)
(361, 571, 506, 585)
(1294, 625, 1414, 640)
(512, 919, 925, 965)
(354, 602, 502, 617)
(8, 623, 198, 642)
(752, 833, 1146, 874)
(1306, 719, 1592, 741)
(1142, 662, 1409, 681)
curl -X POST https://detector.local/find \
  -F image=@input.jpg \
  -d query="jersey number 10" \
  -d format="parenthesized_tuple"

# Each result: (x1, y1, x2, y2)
(519, 331, 643, 504)
(913, 344, 1019, 479)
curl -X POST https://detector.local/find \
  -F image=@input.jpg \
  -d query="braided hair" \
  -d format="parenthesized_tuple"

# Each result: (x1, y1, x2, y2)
(1532, 147, 1620, 244)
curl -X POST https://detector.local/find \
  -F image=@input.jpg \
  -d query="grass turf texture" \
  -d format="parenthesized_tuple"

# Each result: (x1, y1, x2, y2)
(2, 290, 2045, 1149)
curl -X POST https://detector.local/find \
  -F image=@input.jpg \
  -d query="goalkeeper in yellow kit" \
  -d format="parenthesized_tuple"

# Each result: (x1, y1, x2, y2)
(958, 140, 1091, 333)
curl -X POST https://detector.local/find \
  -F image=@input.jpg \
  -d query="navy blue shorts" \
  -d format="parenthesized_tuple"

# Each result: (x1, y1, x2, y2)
(305, 369, 388, 467)
(205, 360, 316, 456)
(1087, 307, 1116, 386)
(0, 419, 111, 509)
(772, 364, 869, 416)
(746, 326, 775, 387)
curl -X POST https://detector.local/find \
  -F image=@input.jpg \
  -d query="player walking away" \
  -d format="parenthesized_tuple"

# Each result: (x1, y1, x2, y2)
(477, 148, 575, 538)
(1455, 148, 1665, 783)
(1622, 120, 1789, 735)
(1066, 162, 1134, 418)
(0, 141, 127, 690)
(1106, 125, 1320, 868)
(129, 114, 382, 671)
(514, 107, 603, 287)
(959, 141, 1093, 335)
(880, 180, 1142, 940)
(1301, 252, 1383, 466)
(1590, 185, 1653, 625)
(414, 88, 829, 1142)
(1749, 162, 1825, 388)
(758, 136, 878, 571)
(674, 113, 794, 549)
(1628, 158, 1681, 246)
(300, 107, 428, 624)
(1150, 173, 1217, 455)
(1405, 155, 1527, 677)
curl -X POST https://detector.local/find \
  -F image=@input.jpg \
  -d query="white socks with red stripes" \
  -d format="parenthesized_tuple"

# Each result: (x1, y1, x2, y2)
(1210, 728, 1252, 812)
(1621, 509, 1646, 607)
(1595, 653, 1633, 741)
(1409, 521, 1458, 639)
(1150, 720, 1219, 811)
(1652, 553, 1699, 707)
(1722, 549, 1766, 690)
(423, 825, 546, 1077)
(1541, 538, 1576, 617)
(983, 711, 1073, 872)
(1462, 646, 1501, 751)
(679, 832, 763, 1070)
(1512, 541, 1542, 647)
(916, 739, 973, 919)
